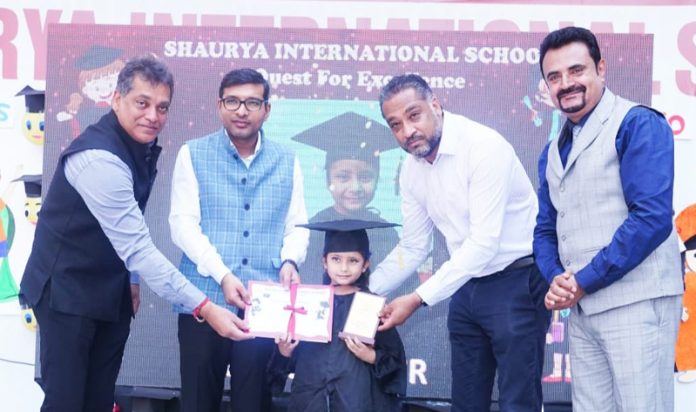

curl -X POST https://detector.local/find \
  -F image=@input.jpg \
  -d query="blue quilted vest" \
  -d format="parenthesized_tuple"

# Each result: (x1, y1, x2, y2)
(175, 129, 294, 313)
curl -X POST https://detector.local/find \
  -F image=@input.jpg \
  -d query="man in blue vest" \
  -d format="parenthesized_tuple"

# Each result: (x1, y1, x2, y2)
(20, 56, 251, 412)
(534, 27, 683, 411)
(169, 68, 309, 412)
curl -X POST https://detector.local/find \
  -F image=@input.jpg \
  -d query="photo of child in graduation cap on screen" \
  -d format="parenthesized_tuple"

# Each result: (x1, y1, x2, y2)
(269, 219, 406, 412)
(291, 111, 402, 286)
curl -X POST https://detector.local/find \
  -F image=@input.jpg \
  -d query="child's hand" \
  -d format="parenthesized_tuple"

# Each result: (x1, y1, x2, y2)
(275, 333, 299, 358)
(344, 337, 376, 364)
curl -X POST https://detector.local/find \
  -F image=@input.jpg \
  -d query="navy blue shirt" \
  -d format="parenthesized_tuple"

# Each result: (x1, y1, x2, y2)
(533, 105, 675, 293)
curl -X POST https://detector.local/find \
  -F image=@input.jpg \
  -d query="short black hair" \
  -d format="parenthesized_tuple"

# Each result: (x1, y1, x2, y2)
(116, 55, 174, 99)
(219, 68, 270, 100)
(378, 74, 433, 117)
(539, 26, 602, 78)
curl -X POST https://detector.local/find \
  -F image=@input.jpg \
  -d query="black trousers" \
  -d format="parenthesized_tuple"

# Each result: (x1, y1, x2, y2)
(448, 263, 551, 412)
(178, 313, 276, 412)
(34, 285, 131, 412)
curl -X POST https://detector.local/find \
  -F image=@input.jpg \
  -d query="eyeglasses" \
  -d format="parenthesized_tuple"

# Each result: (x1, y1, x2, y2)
(220, 96, 267, 112)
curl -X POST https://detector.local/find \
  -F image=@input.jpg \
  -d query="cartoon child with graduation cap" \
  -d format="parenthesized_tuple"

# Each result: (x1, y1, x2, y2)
(15, 86, 45, 146)
(12, 175, 41, 225)
(291, 112, 401, 286)
(56, 45, 125, 137)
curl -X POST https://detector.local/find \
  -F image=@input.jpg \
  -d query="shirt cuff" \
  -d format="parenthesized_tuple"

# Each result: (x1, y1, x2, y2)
(199, 259, 230, 285)
(574, 265, 604, 294)
(184, 289, 209, 313)
(210, 266, 229, 285)
(130, 274, 140, 285)
(414, 282, 439, 306)
(542, 263, 566, 284)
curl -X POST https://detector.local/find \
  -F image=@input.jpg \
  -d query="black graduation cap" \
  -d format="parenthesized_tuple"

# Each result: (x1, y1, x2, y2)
(15, 86, 45, 113)
(291, 112, 398, 171)
(686, 237, 696, 252)
(75, 45, 123, 70)
(13, 175, 42, 198)
(298, 219, 399, 259)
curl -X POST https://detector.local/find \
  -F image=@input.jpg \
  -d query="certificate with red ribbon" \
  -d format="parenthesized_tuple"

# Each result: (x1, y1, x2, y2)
(245, 281, 334, 342)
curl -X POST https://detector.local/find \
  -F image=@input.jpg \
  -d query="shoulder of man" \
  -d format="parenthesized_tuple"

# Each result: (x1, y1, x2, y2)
(260, 134, 297, 158)
(188, 129, 225, 147)
(624, 104, 667, 123)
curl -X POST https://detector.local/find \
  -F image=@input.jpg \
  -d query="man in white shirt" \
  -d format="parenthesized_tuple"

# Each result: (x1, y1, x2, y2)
(372, 74, 550, 411)
(169, 68, 309, 412)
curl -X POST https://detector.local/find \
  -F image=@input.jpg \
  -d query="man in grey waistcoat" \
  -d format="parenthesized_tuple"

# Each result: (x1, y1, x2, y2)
(533, 27, 683, 411)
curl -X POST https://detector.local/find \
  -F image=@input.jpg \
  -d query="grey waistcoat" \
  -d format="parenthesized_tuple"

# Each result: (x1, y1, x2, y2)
(546, 88, 682, 315)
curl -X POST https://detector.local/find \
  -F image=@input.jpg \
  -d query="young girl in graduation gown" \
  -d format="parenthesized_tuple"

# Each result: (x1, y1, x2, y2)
(268, 219, 406, 412)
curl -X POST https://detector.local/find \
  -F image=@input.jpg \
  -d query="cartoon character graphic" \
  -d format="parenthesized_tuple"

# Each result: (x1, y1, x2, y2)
(56, 45, 124, 137)
(15, 86, 45, 146)
(12, 175, 41, 225)
(20, 304, 37, 331)
(0, 170, 19, 302)
(522, 78, 563, 142)
(675, 204, 696, 383)
(543, 309, 571, 383)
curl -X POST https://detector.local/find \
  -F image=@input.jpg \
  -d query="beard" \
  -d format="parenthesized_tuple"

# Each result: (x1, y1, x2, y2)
(556, 85, 587, 114)
(406, 125, 443, 159)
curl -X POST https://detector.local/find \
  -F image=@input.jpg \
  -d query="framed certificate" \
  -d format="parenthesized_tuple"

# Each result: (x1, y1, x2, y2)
(338, 291, 385, 344)
(245, 281, 334, 342)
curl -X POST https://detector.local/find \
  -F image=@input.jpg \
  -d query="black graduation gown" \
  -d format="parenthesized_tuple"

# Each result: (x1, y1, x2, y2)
(269, 291, 406, 412)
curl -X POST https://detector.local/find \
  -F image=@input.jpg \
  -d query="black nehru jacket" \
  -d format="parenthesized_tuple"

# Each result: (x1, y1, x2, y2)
(20, 110, 161, 321)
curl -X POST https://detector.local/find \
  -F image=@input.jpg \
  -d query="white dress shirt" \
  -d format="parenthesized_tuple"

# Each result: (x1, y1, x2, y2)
(64, 149, 206, 311)
(370, 111, 538, 306)
(169, 132, 309, 284)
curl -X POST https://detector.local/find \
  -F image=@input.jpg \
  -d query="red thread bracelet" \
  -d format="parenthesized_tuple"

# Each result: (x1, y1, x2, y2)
(192, 297, 210, 323)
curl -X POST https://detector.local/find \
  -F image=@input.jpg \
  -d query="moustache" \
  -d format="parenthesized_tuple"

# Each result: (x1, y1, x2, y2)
(406, 133, 426, 145)
(557, 85, 586, 100)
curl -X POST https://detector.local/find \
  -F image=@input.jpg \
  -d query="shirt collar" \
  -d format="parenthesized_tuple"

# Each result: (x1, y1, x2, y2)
(223, 128, 263, 159)
(433, 110, 457, 158)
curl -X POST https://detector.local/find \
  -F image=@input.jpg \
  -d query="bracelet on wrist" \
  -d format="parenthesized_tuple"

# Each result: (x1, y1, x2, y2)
(192, 297, 210, 323)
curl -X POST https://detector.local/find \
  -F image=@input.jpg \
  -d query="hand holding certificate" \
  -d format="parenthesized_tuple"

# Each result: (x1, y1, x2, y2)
(339, 292, 386, 345)
(245, 281, 334, 342)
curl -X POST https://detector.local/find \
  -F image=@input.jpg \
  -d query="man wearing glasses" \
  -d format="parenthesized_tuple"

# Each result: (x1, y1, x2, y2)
(169, 68, 309, 412)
